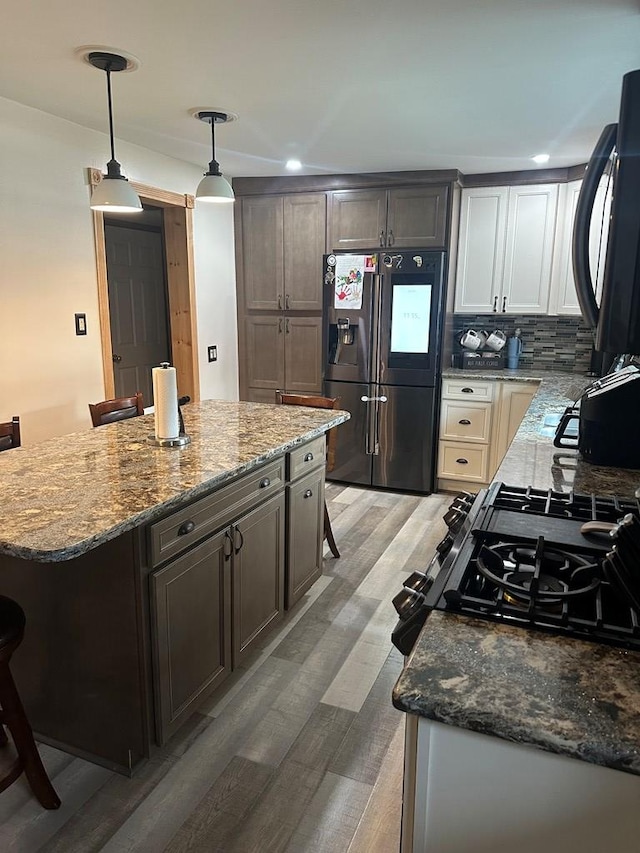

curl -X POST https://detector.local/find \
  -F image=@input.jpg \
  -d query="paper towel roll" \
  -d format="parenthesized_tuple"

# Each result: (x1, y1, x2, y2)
(152, 364, 179, 440)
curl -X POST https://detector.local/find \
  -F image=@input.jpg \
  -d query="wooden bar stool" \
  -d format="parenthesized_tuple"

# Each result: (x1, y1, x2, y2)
(0, 596, 60, 809)
(89, 391, 144, 427)
(0, 416, 21, 452)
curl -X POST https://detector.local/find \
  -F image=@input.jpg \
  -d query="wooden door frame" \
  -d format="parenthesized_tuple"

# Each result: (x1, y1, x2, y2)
(89, 168, 200, 402)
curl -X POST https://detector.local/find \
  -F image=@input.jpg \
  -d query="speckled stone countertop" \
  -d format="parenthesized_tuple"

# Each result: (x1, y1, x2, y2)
(0, 400, 349, 563)
(393, 612, 640, 776)
(394, 368, 640, 777)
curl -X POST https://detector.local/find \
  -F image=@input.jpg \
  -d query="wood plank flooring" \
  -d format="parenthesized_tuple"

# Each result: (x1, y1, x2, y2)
(0, 484, 449, 853)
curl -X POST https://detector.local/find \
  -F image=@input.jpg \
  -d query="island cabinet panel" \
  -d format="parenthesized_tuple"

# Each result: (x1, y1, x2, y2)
(329, 185, 449, 250)
(286, 467, 324, 608)
(232, 492, 285, 666)
(151, 531, 232, 743)
(0, 532, 149, 774)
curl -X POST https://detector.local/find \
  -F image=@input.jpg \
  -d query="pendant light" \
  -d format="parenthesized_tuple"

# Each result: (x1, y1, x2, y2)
(88, 51, 142, 213)
(195, 111, 235, 203)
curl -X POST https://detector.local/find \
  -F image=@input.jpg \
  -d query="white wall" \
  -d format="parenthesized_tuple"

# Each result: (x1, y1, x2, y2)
(0, 96, 238, 446)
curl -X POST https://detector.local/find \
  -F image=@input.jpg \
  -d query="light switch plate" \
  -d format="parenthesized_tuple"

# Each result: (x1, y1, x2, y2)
(75, 313, 87, 335)
(208, 345, 217, 362)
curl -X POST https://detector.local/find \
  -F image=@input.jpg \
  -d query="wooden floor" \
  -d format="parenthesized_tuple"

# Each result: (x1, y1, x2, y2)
(0, 484, 449, 853)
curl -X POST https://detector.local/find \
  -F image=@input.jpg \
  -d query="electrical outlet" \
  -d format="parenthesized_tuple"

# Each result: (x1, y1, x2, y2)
(207, 345, 218, 362)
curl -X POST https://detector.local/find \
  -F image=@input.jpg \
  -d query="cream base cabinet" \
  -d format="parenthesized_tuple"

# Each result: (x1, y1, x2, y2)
(438, 378, 538, 491)
(401, 717, 640, 853)
(454, 185, 559, 315)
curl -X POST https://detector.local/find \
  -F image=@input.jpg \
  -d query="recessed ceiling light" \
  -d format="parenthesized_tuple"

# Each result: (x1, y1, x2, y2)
(286, 159, 302, 171)
(532, 153, 550, 164)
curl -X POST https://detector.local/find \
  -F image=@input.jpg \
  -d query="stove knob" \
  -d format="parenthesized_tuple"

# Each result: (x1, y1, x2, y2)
(402, 571, 433, 594)
(436, 532, 455, 558)
(392, 587, 425, 619)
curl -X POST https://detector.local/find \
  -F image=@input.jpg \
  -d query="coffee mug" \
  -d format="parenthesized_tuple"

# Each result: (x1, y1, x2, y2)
(485, 330, 507, 352)
(459, 329, 487, 351)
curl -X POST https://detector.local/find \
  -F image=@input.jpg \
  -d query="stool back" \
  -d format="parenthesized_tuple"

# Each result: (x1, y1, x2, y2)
(275, 392, 340, 473)
(0, 417, 20, 452)
(89, 392, 144, 427)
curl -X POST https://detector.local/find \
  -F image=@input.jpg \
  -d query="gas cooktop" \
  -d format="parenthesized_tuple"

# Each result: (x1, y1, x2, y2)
(425, 483, 640, 651)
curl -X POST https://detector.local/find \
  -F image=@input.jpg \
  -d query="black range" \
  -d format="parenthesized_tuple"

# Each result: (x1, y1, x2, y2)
(392, 483, 640, 655)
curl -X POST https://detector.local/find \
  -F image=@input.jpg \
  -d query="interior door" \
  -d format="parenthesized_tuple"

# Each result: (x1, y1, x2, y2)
(105, 222, 171, 404)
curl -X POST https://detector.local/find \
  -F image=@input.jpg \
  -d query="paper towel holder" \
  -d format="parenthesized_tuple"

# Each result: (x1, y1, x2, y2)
(148, 365, 192, 447)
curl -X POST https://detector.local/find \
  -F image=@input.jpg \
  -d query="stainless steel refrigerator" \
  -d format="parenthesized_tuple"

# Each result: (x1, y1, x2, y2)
(323, 250, 445, 494)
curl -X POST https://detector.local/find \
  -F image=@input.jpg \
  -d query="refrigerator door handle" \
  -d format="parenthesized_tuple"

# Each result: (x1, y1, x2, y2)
(370, 274, 383, 385)
(360, 395, 388, 403)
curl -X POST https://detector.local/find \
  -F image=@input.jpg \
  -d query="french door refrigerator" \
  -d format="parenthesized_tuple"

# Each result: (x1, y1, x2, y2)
(323, 250, 445, 494)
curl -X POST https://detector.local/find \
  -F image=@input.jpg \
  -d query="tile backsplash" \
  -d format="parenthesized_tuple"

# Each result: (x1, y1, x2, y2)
(451, 314, 593, 373)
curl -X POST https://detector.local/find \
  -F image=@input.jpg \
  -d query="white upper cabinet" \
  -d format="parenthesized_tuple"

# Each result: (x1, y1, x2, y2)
(548, 175, 612, 315)
(454, 184, 559, 314)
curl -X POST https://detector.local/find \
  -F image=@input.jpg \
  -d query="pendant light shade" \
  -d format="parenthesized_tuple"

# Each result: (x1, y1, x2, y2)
(195, 111, 235, 203)
(88, 52, 142, 213)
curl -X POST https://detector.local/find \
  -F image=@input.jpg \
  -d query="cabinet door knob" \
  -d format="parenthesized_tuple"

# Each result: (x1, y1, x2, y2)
(493, 296, 498, 312)
(379, 230, 385, 247)
(177, 520, 195, 536)
(304, 452, 314, 462)
(259, 477, 271, 488)
(502, 296, 507, 312)
(456, 458, 469, 465)
(458, 419, 471, 425)
(461, 387, 474, 393)
(303, 489, 313, 498)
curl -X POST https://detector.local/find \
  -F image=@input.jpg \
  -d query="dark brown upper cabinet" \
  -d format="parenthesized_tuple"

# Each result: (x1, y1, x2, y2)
(241, 193, 326, 312)
(329, 185, 449, 250)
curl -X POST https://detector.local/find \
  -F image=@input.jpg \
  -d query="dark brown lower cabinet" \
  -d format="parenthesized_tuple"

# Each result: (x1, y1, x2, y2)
(151, 531, 232, 743)
(151, 491, 286, 742)
(286, 467, 325, 608)
(232, 492, 285, 666)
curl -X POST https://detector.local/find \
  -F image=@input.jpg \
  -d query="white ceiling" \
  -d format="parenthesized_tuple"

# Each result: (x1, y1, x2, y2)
(2, 0, 640, 178)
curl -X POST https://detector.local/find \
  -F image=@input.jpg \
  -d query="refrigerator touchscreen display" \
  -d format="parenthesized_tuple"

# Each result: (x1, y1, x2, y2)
(390, 284, 432, 354)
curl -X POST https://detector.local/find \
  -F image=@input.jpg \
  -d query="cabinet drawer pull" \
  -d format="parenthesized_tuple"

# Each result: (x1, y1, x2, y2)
(303, 489, 313, 498)
(177, 520, 195, 536)
(304, 452, 314, 462)
(223, 530, 233, 560)
(234, 527, 244, 554)
(461, 387, 474, 394)
(456, 458, 469, 465)
(458, 419, 471, 425)
(259, 477, 271, 488)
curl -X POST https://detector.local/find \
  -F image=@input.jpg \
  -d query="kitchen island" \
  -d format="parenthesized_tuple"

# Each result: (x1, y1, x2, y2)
(0, 400, 349, 774)
(394, 368, 640, 852)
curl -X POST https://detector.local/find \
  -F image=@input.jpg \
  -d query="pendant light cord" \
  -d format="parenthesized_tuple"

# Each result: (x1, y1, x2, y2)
(105, 65, 117, 163)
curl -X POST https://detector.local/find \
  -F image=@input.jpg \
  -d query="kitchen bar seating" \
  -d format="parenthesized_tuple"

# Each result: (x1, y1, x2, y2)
(276, 392, 341, 558)
(0, 596, 60, 809)
(0, 416, 21, 451)
(89, 392, 144, 427)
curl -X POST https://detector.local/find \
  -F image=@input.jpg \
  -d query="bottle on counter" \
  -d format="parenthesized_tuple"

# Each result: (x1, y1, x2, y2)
(506, 328, 523, 369)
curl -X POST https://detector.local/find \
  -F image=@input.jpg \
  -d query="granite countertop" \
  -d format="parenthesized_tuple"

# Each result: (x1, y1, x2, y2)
(0, 400, 349, 563)
(394, 368, 640, 777)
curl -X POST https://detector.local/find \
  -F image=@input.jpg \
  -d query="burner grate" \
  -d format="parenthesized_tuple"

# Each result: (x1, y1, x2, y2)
(492, 485, 640, 522)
